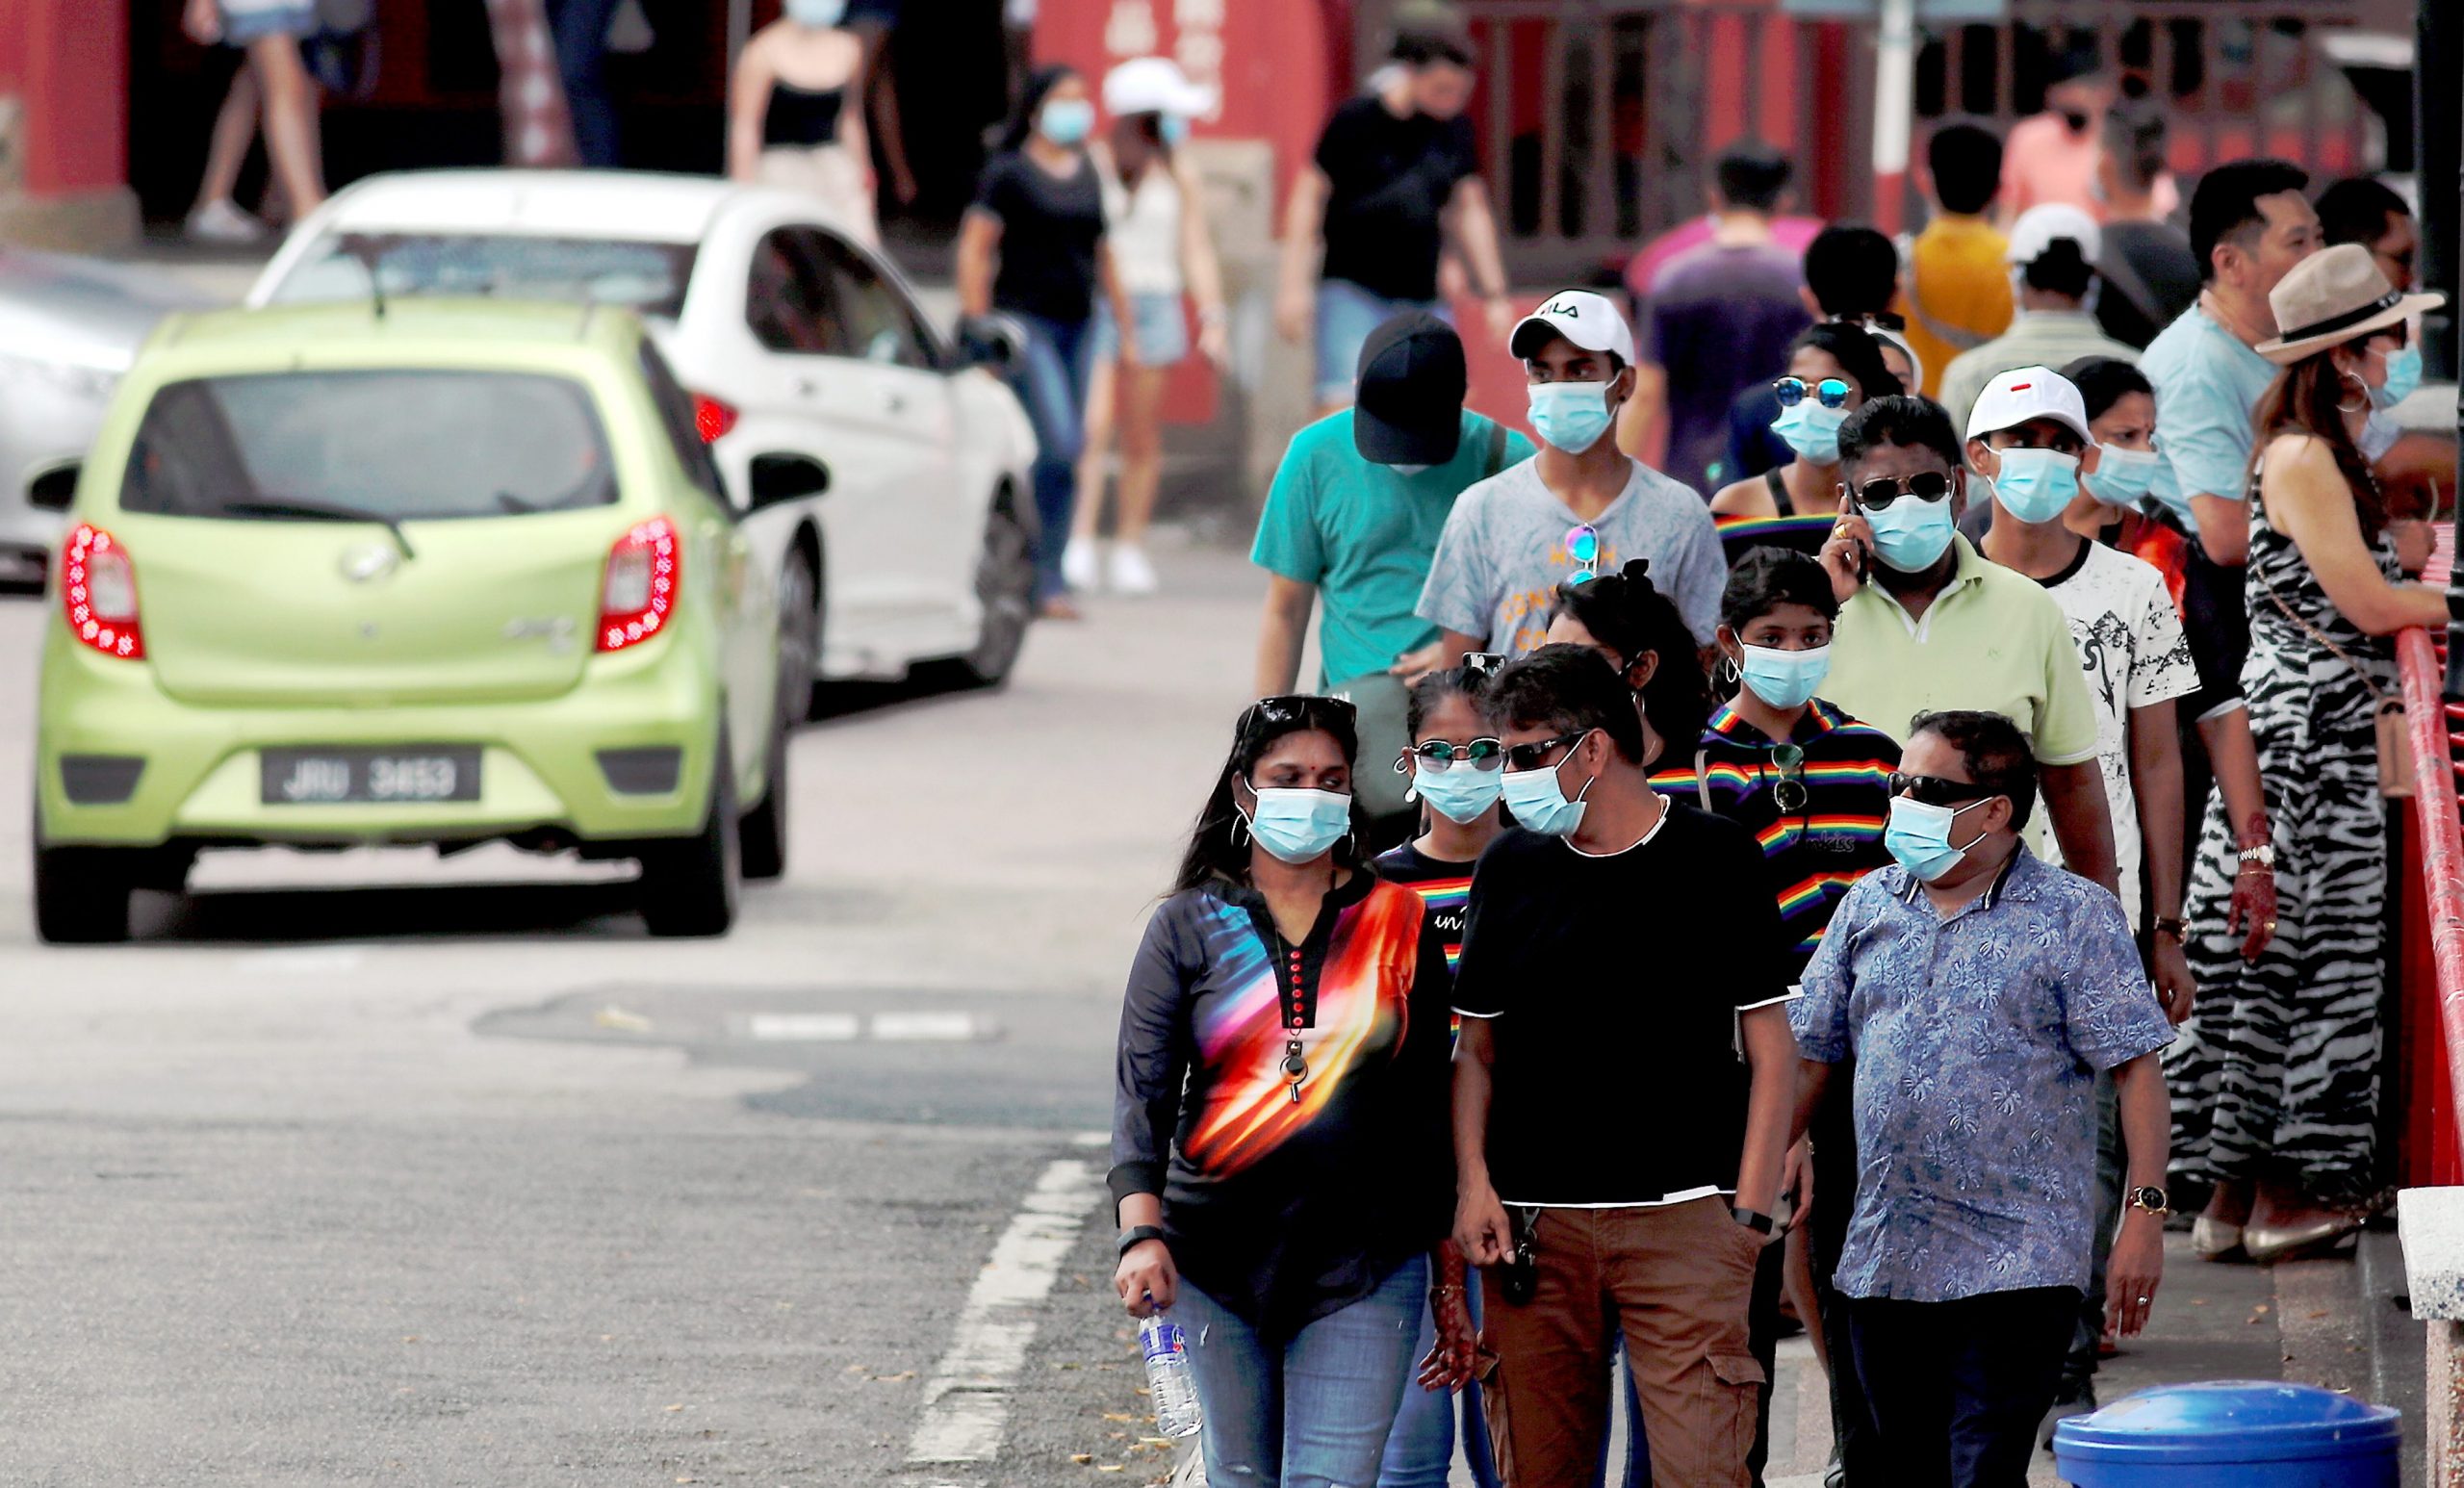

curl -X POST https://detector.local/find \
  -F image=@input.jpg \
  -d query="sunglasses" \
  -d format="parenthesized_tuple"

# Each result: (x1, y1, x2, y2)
(1774, 376, 1851, 410)
(1463, 651, 1508, 685)
(1769, 742, 1808, 814)
(1243, 693, 1358, 736)
(1888, 770, 1998, 807)
(1503, 731, 1588, 772)
(1851, 472, 1956, 509)
(1398, 737, 1506, 772)
(1565, 524, 1602, 583)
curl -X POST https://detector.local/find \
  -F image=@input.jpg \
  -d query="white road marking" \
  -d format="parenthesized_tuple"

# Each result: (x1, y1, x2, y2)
(744, 1013, 861, 1041)
(869, 1011, 988, 1042)
(907, 1158, 1104, 1464)
(740, 1011, 994, 1043)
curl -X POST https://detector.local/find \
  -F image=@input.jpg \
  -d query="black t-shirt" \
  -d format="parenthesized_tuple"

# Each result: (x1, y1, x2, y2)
(1373, 840, 1477, 974)
(970, 149, 1106, 324)
(2096, 221, 2201, 351)
(1451, 807, 1790, 1206)
(1314, 95, 1479, 303)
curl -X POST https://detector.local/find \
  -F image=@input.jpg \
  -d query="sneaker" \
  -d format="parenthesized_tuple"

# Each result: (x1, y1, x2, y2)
(185, 198, 267, 244)
(1109, 544, 1159, 597)
(1061, 539, 1101, 594)
(2040, 1380, 2096, 1450)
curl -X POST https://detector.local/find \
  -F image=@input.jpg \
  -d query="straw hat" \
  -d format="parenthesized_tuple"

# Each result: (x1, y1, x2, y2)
(2257, 243, 2445, 366)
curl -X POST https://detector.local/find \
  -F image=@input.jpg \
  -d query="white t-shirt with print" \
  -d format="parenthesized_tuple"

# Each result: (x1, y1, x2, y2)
(2037, 540, 2199, 926)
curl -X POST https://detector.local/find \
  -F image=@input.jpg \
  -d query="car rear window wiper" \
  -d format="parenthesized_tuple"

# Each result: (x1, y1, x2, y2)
(219, 499, 416, 560)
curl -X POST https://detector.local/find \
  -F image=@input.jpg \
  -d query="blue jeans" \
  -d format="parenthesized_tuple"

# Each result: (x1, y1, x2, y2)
(1315, 278, 1448, 406)
(548, 0, 624, 167)
(1380, 1282, 1502, 1488)
(1004, 311, 1094, 602)
(1178, 1254, 1428, 1488)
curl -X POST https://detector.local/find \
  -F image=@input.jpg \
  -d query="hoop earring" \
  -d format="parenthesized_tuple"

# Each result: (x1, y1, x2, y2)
(1230, 815, 1250, 847)
(2337, 370, 2371, 416)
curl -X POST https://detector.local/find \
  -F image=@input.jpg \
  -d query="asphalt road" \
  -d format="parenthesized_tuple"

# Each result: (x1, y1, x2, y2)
(0, 534, 1264, 1487)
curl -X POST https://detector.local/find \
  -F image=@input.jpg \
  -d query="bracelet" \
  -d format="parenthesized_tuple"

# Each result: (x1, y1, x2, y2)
(1116, 1224, 1165, 1258)
(1428, 1284, 1464, 1302)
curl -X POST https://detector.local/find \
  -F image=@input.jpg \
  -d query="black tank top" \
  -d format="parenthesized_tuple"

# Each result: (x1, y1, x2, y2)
(763, 81, 847, 148)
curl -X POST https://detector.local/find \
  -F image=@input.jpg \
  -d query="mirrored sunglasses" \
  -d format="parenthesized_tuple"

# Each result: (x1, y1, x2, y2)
(1774, 376, 1851, 410)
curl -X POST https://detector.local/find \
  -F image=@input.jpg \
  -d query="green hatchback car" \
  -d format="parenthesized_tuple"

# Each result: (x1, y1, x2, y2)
(34, 299, 786, 942)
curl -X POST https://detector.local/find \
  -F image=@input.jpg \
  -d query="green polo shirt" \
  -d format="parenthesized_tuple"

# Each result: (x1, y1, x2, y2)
(1825, 535, 2100, 765)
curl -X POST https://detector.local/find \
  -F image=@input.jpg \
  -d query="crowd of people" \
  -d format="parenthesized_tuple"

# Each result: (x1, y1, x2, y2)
(1101, 9, 2453, 1486)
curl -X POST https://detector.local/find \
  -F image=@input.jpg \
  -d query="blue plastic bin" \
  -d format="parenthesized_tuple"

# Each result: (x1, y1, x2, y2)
(2052, 1380, 2400, 1486)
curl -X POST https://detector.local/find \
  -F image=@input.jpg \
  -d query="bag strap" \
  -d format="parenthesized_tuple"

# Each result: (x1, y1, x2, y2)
(2248, 464, 2396, 708)
(1694, 748, 1713, 811)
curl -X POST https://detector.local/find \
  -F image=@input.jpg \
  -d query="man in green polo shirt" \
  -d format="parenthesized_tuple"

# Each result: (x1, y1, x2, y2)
(1253, 313, 1533, 693)
(1814, 394, 2119, 895)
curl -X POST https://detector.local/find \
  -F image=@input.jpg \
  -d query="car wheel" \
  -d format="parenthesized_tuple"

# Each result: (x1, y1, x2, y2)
(637, 728, 741, 937)
(956, 501, 1035, 688)
(738, 713, 789, 883)
(777, 546, 821, 725)
(34, 838, 136, 944)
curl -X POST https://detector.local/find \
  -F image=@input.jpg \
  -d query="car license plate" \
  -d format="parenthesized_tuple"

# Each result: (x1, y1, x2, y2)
(261, 747, 481, 805)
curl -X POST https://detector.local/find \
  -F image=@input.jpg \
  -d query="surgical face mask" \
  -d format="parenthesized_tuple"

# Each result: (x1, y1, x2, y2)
(1861, 490, 1958, 573)
(1987, 447, 2081, 525)
(1409, 757, 1503, 824)
(1160, 115, 1192, 147)
(1500, 734, 1595, 836)
(1527, 380, 1614, 455)
(2089, 445, 2161, 508)
(1884, 795, 1992, 883)
(1242, 786, 1352, 863)
(1772, 401, 1848, 465)
(2374, 344, 2424, 409)
(785, 0, 847, 24)
(1039, 98, 1096, 147)
(1738, 644, 1830, 710)
(1386, 462, 1436, 477)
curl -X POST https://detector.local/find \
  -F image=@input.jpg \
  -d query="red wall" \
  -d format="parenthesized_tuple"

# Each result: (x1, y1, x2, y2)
(0, 0, 128, 195)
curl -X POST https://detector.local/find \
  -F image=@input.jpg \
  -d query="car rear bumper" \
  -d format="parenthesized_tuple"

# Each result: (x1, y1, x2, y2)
(37, 632, 720, 849)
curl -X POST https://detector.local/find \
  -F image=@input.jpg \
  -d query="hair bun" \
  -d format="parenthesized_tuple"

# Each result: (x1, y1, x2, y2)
(1618, 557, 1654, 590)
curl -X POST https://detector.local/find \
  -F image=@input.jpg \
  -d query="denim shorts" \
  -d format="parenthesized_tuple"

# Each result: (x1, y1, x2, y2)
(1316, 278, 1448, 404)
(220, 0, 318, 42)
(1090, 292, 1190, 370)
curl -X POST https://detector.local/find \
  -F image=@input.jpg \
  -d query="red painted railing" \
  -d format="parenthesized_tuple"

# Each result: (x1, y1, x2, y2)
(2400, 533, 2464, 1184)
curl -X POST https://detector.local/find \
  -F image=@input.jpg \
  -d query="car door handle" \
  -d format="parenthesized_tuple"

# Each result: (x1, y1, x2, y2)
(793, 376, 820, 398)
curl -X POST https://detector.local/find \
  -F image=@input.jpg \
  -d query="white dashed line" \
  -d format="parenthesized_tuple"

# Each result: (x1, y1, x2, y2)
(744, 1013, 862, 1041)
(869, 1012, 987, 1042)
(741, 1012, 995, 1042)
(907, 1158, 1104, 1464)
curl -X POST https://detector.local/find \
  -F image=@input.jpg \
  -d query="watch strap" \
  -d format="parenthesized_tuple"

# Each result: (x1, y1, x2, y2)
(1117, 1224, 1166, 1257)
(1731, 1205, 1775, 1235)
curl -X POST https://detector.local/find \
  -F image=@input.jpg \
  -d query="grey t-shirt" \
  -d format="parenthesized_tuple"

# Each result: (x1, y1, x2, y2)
(1415, 456, 1724, 654)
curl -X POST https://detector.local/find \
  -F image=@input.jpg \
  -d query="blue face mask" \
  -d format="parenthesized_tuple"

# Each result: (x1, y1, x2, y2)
(1527, 381, 1614, 455)
(1160, 115, 1192, 146)
(1243, 786, 1352, 863)
(1738, 644, 1830, 710)
(2089, 446, 2161, 507)
(1500, 734, 1595, 836)
(1884, 794, 1992, 883)
(2374, 344, 2424, 409)
(1988, 447, 2081, 525)
(1409, 758, 1504, 825)
(1862, 490, 1957, 574)
(1039, 98, 1096, 147)
(785, 0, 847, 24)
(1772, 401, 1848, 465)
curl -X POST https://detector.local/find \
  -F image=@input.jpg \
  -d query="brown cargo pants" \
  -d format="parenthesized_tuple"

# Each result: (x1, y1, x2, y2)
(1478, 1196, 1766, 1488)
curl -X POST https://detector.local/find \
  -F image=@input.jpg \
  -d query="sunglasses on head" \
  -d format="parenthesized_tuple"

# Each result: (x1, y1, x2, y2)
(1774, 376, 1851, 410)
(1888, 770, 1998, 807)
(1462, 651, 1508, 685)
(1244, 694, 1358, 736)
(1851, 472, 1956, 509)
(1503, 731, 1589, 772)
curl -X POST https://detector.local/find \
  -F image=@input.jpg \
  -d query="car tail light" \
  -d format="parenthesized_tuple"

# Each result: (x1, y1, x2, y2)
(62, 524, 144, 660)
(598, 517, 680, 653)
(690, 392, 737, 443)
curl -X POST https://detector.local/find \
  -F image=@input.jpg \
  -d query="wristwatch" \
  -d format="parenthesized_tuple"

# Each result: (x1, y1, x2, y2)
(2125, 1185, 2170, 1218)
(2152, 916, 2188, 941)
(2239, 843, 2276, 870)
(1731, 1206, 1775, 1235)
(1117, 1224, 1166, 1258)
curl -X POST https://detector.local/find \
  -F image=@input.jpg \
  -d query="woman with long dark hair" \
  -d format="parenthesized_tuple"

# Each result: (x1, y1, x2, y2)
(1112, 696, 1473, 1484)
(1709, 321, 1902, 518)
(958, 64, 1137, 619)
(2170, 244, 2447, 1262)
(1541, 559, 1711, 767)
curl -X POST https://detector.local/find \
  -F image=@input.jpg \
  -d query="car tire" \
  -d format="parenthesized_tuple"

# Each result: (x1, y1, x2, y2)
(638, 728, 741, 937)
(777, 545, 822, 725)
(955, 500, 1035, 689)
(34, 841, 137, 944)
(738, 713, 789, 883)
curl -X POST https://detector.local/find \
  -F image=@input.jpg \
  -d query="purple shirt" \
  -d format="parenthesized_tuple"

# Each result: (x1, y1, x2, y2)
(1642, 243, 1810, 498)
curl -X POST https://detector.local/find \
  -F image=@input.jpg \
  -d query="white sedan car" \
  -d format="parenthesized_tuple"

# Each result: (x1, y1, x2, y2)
(248, 169, 1040, 714)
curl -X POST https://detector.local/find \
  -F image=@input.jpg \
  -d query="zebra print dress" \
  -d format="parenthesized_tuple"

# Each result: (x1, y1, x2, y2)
(2169, 465, 2398, 1203)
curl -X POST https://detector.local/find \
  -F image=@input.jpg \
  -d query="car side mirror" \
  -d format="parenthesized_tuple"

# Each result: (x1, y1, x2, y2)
(747, 452, 831, 511)
(954, 313, 1024, 375)
(26, 461, 79, 512)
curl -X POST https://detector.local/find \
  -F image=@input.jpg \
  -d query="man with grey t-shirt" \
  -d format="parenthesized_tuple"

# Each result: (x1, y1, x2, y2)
(1414, 291, 1723, 661)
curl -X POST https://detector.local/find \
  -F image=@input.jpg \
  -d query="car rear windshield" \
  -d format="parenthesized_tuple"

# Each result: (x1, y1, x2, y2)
(121, 370, 617, 521)
(270, 233, 696, 318)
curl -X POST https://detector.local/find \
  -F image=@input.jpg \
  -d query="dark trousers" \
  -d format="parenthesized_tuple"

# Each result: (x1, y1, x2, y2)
(548, 0, 624, 167)
(1808, 1083, 1877, 1481)
(1847, 1287, 2079, 1488)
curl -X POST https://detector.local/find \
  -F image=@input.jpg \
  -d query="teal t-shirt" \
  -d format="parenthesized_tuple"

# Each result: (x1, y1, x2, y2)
(1250, 409, 1534, 688)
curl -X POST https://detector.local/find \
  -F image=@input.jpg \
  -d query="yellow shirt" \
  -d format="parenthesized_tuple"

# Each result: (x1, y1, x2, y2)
(1898, 215, 2015, 397)
(1825, 536, 2100, 766)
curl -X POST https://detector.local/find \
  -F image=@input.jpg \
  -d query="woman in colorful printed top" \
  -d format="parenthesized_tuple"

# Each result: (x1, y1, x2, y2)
(1112, 696, 1473, 1485)
(1373, 666, 1504, 1488)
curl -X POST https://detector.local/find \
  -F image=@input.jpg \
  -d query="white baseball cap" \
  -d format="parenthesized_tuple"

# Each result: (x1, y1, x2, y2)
(2005, 203, 2102, 267)
(1103, 58, 1217, 118)
(1965, 366, 2093, 444)
(1508, 290, 1637, 366)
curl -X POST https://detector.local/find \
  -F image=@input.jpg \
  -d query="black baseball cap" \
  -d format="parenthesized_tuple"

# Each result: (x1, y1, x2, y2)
(1352, 313, 1467, 466)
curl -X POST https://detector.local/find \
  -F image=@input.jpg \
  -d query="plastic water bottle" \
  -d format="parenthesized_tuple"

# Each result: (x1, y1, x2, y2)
(1138, 1311, 1202, 1438)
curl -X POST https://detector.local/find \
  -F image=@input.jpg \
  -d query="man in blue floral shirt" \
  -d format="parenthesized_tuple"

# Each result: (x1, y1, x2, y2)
(1789, 709, 2173, 1486)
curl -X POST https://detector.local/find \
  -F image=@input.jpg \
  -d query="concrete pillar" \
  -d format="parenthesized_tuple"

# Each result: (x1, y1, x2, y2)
(2434, 1320, 2464, 1487)
(0, 0, 139, 248)
(2400, 1190, 2464, 1483)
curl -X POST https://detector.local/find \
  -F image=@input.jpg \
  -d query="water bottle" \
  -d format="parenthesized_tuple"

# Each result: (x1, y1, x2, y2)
(1138, 1310, 1202, 1438)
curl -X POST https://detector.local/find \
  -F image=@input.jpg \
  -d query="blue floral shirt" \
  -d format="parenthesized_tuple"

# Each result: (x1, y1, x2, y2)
(1791, 848, 2172, 1302)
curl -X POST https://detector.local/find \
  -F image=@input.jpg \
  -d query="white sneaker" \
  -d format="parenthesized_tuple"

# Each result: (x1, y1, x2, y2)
(1061, 539, 1102, 593)
(185, 198, 268, 244)
(1109, 544, 1159, 597)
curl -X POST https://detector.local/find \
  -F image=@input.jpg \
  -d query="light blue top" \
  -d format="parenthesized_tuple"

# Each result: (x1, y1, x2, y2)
(1791, 847, 2173, 1303)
